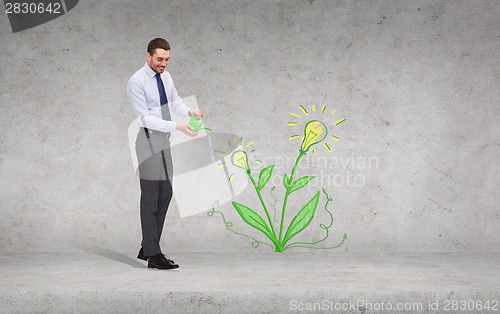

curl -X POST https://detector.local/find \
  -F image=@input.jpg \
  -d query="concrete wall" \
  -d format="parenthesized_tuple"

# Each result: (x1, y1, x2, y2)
(0, 0, 498, 253)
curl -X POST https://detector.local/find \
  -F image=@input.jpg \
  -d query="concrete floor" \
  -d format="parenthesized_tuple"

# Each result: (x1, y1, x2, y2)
(0, 252, 499, 313)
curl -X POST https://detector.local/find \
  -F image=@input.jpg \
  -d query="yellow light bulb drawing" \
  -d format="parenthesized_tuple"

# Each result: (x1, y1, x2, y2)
(288, 104, 345, 155)
(231, 150, 250, 172)
(300, 120, 327, 153)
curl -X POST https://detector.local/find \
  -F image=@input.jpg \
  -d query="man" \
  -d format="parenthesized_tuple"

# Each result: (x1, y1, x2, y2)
(127, 38, 202, 269)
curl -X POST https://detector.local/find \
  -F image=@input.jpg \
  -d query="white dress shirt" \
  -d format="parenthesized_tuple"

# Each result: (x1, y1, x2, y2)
(127, 63, 190, 133)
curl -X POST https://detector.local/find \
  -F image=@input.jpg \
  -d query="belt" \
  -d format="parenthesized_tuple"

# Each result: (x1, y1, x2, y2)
(141, 127, 171, 139)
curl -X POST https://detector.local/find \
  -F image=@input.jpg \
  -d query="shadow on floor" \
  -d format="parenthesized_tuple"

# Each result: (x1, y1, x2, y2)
(82, 246, 145, 269)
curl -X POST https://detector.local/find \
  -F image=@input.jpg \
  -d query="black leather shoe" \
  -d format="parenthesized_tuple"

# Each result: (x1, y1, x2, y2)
(138, 247, 176, 263)
(137, 247, 147, 261)
(148, 254, 179, 270)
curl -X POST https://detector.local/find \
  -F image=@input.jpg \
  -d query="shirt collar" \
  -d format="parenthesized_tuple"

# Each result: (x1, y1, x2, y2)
(144, 63, 157, 78)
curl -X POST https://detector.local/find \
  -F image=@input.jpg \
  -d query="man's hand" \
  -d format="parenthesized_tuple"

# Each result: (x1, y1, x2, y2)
(176, 122, 198, 137)
(188, 109, 204, 120)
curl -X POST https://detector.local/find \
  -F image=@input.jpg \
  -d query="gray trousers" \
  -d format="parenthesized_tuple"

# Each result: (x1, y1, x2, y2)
(135, 128, 173, 257)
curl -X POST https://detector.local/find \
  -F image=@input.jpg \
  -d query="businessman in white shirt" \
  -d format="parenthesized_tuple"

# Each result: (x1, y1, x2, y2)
(127, 38, 203, 269)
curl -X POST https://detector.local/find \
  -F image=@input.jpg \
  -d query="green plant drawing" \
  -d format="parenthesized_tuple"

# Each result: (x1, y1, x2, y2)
(210, 104, 348, 252)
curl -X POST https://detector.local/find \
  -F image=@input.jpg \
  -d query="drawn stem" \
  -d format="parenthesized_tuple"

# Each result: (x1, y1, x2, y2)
(278, 150, 306, 248)
(247, 171, 280, 248)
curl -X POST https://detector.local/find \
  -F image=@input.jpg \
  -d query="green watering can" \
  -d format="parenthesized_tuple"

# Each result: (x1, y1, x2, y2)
(189, 114, 212, 132)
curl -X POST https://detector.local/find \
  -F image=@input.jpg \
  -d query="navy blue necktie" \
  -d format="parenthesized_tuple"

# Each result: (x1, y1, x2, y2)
(155, 73, 171, 121)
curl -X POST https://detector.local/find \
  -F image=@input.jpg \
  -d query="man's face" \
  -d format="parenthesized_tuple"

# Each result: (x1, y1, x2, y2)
(147, 48, 170, 74)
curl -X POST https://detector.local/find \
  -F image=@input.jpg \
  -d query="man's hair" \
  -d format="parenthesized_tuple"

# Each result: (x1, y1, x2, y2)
(147, 38, 170, 55)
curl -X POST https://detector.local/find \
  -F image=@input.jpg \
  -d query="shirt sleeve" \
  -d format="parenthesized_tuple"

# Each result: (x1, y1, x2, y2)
(127, 76, 178, 133)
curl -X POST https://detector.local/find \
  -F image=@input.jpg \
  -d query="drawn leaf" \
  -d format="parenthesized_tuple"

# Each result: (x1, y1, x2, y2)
(282, 191, 320, 246)
(289, 176, 315, 194)
(232, 201, 274, 240)
(283, 174, 290, 189)
(257, 165, 274, 191)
